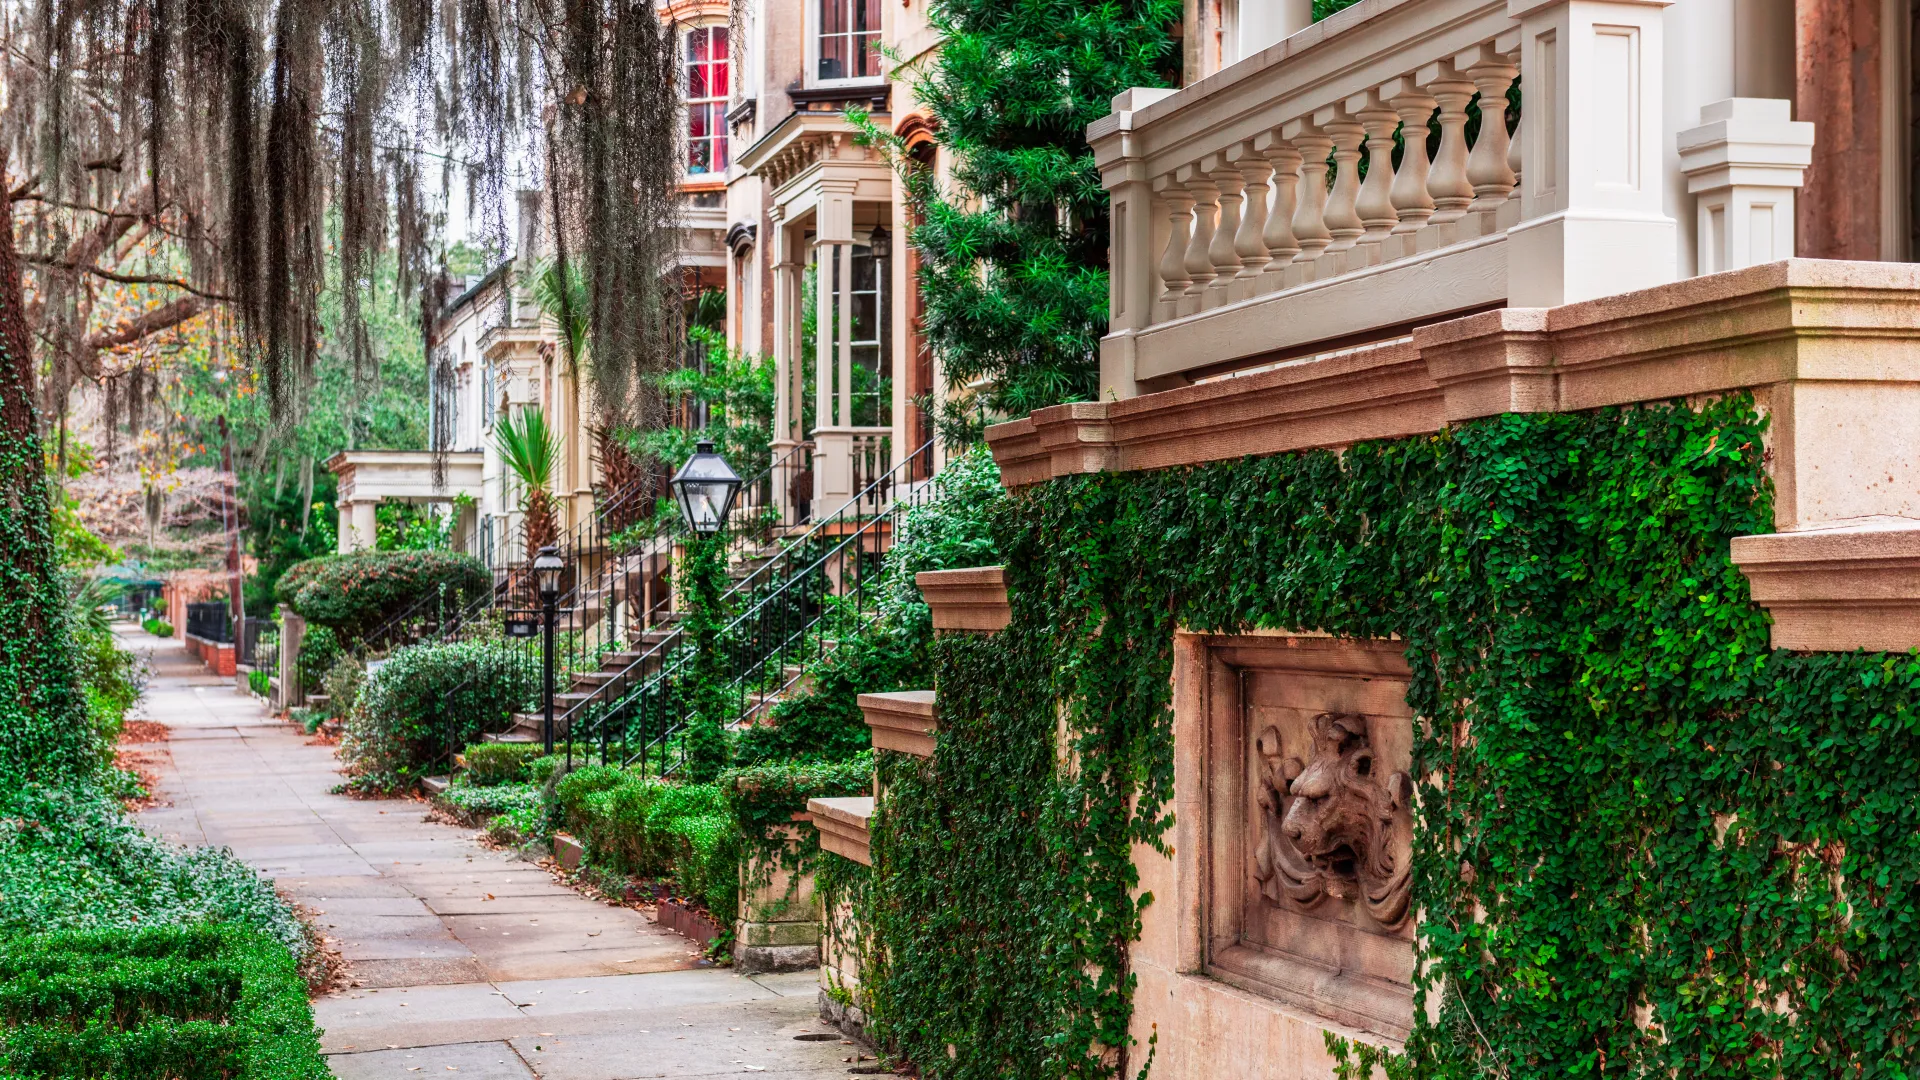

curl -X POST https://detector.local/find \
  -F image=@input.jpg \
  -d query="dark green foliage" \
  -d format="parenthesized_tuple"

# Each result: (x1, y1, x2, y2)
(722, 753, 873, 851)
(279, 550, 489, 642)
(553, 769, 739, 918)
(901, 0, 1181, 420)
(0, 924, 326, 1080)
(0, 787, 304, 952)
(340, 640, 540, 793)
(734, 446, 1005, 766)
(679, 534, 732, 783)
(461, 743, 556, 786)
(630, 324, 775, 490)
(294, 625, 339, 695)
(852, 398, 1920, 1079)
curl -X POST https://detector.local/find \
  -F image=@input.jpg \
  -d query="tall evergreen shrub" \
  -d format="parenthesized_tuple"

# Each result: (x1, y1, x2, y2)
(905, 0, 1181, 425)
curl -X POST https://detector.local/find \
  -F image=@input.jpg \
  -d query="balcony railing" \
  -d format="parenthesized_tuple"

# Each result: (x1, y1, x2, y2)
(1094, 0, 1705, 391)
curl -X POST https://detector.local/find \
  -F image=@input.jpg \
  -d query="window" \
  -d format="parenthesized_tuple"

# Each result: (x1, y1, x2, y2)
(818, 0, 881, 82)
(848, 240, 889, 427)
(687, 26, 729, 174)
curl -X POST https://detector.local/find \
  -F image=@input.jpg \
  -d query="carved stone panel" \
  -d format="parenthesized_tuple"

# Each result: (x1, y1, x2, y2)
(1197, 635, 1415, 1041)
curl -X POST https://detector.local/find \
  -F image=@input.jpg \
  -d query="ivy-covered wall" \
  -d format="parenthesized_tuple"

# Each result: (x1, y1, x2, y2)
(847, 397, 1920, 1079)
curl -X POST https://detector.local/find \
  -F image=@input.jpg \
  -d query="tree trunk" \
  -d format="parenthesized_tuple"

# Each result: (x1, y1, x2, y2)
(0, 192, 94, 787)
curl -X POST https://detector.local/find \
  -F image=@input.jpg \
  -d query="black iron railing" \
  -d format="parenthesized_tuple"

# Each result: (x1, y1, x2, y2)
(573, 438, 939, 775)
(185, 602, 233, 644)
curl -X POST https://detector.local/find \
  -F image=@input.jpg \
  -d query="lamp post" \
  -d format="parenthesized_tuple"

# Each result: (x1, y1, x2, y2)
(532, 545, 565, 755)
(670, 441, 741, 781)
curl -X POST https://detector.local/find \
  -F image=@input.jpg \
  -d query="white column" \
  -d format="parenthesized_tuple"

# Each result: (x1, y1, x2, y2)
(1677, 98, 1813, 274)
(337, 504, 355, 554)
(1506, 0, 1679, 307)
(1236, 0, 1313, 57)
(349, 500, 378, 553)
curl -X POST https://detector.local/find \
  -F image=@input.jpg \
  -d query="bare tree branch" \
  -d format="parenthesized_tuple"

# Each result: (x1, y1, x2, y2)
(18, 253, 232, 302)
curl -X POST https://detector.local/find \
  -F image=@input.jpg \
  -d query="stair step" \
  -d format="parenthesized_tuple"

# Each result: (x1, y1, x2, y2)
(483, 730, 539, 744)
(420, 776, 451, 795)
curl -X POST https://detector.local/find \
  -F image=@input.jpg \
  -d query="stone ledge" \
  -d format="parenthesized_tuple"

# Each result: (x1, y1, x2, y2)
(988, 260, 1920, 541)
(1731, 520, 1920, 651)
(807, 796, 874, 867)
(916, 567, 1012, 632)
(859, 691, 937, 758)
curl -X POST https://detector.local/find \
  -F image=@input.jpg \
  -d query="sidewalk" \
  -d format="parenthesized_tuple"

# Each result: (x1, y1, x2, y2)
(124, 625, 863, 1080)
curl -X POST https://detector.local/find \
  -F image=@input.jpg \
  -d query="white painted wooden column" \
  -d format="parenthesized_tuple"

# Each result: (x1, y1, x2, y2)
(1506, 0, 1678, 307)
(1676, 98, 1814, 273)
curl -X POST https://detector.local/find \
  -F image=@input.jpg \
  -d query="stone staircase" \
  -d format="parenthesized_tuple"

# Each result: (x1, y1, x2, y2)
(484, 623, 681, 744)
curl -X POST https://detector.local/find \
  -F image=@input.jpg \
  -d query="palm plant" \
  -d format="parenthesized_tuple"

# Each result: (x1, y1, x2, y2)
(494, 408, 562, 556)
(532, 258, 592, 372)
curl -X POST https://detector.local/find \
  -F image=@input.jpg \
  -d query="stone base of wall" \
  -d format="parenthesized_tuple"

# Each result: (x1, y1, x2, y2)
(733, 935, 820, 974)
(817, 987, 874, 1046)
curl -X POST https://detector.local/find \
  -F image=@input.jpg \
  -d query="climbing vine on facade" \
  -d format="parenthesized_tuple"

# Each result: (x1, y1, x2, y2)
(845, 396, 1920, 1079)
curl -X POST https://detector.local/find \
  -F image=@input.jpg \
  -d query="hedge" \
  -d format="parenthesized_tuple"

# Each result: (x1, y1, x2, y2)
(0, 923, 326, 1080)
(340, 638, 539, 792)
(278, 550, 488, 642)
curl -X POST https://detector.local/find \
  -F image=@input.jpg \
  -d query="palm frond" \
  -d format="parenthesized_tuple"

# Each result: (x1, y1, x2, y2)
(494, 408, 560, 503)
(531, 258, 591, 372)
(67, 574, 121, 637)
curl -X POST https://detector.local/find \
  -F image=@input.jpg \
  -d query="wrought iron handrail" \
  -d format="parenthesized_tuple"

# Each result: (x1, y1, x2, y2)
(574, 438, 938, 774)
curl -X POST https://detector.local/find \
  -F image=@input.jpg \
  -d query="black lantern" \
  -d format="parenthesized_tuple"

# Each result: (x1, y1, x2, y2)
(672, 440, 742, 535)
(532, 546, 565, 601)
(868, 225, 890, 261)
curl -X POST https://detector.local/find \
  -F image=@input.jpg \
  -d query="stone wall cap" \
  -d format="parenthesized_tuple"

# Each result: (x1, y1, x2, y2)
(1730, 519, 1920, 564)
(857, 690, 937, 716)
(808, 796, 875, 827)
(916, 566, 1008, 587)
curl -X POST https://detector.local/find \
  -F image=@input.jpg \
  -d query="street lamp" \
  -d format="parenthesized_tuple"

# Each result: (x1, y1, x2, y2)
(532, 545, 564, 754)
(671, 440, 743, 535)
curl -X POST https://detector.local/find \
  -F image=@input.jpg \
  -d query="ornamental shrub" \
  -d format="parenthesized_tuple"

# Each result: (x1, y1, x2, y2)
(461, 742, 556, 786)
(0, 786, 304, 952)
(552, 768, 739, 918)
(340, 638, 539, 793)
(280, 550, 488, 642)
(0, 923, 326, 1080)
(142, 617, 172, 638)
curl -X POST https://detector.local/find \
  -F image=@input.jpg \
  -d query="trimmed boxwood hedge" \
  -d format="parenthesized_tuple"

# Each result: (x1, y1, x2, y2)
(0, 923, 326, 1080)
(277, 550, 488, 642)
(340, 638, 540, 793)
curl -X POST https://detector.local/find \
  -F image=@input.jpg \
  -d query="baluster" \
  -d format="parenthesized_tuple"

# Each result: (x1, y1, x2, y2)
(1423, 61, 1476, 223)
(1506, 47, 1524, 193)
(1285, 120, 1334, 261)
(1466, 47, 1519, 210)
(1387, 77, 1438, 234)
(1206, 156, 1245, 301)
(1153, 176, 1193, 305)
(1228, 142, 1272, 279)
(1259, 131, 1303, 271)
(1177, 164, 1221, 298)
(1320, 108, 1365, 252)
(1353, 91, 1401, 243)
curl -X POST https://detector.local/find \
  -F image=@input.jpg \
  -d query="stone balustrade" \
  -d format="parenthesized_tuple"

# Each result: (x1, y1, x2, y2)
(1090, 0, 1817, 399)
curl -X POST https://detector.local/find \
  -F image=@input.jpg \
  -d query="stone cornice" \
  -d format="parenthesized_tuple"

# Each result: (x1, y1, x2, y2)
(916, 567, 1012, 633)
(859, 691, 937, 758)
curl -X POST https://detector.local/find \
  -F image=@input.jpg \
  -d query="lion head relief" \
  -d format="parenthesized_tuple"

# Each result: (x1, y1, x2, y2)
(1252, 712, 1412, 931)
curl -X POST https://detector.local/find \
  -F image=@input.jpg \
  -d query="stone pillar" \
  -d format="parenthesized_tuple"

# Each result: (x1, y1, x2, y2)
(734, 826, 823, 974)
(275, 613, 306, 711)
(336, 503, 355, 554)
(1237, 0, 1313, 58)
(349, 500, 378, 552)
(1794, 0, 1887, 260)
(1506, 0, 1679, 307)
(1677, 98, 1815, 273)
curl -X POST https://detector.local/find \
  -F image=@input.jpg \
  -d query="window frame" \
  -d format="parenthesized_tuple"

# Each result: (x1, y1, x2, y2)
(808, 0, 885, 88)
(684, 22, 730, 177)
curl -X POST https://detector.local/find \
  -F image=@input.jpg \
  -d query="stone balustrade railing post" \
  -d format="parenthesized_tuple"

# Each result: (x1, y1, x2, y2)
(1677, 97, 1814, 274)
(1506, 0, 1678, 306)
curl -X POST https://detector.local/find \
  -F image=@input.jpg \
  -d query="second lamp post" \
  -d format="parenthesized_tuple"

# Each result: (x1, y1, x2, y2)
(532, 545, 565, 754)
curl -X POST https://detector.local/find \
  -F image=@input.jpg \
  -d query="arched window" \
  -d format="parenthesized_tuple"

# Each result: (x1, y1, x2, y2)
(686, 25, 729, 174)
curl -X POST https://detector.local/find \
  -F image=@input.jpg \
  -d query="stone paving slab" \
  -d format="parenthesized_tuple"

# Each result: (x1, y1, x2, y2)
(325, 1041, 536, 1080)
(119, 625, 866, 1080)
